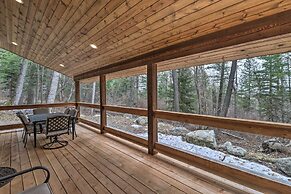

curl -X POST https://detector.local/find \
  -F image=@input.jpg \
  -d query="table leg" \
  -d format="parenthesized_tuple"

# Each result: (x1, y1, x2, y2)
(72, 119, 75, 140)
(34, 123, 37, 147)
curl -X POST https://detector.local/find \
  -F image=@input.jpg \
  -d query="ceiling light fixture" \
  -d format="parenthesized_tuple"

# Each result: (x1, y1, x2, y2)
(16, 0, 23, 4)
(12, 42, 18, 46)
(90, 44, 97, 49)
(59, 64, 65, 67)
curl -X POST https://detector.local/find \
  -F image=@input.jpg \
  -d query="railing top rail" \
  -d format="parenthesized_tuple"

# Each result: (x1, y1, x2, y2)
(0, 102, 75, 111)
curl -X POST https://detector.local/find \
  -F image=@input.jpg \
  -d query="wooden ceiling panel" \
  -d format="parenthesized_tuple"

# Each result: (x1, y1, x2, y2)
(1, 0, 291, 80)
(65, 0, 291, 75)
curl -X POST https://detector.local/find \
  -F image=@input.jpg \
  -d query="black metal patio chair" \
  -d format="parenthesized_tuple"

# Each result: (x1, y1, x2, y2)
(16, 111, 42, 147)
(68, 108, 78, 138)
(43, 115, 70, 149)
(0, 166, 52, 194)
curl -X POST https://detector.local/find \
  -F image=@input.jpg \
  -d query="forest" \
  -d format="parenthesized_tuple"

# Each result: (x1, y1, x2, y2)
(81, 52, 291, 124)
(1, 48, 291, 124)
(1, 48, 291, 182)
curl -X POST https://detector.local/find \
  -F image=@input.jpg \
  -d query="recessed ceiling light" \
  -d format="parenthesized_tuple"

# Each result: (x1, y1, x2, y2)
(12, 42, 18, 45)
(90, 44, 97, 49)
(16, 0, 23, 4)
(59, 64, 65, 67)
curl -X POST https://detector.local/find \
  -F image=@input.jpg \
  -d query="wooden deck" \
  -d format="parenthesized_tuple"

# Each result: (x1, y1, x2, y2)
(0, 124, 260, 194)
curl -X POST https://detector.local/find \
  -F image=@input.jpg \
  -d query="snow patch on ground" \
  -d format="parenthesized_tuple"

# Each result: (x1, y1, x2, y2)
(137, 132, 291, 186)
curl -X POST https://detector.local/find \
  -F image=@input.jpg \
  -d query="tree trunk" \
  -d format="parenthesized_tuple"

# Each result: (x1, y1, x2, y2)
(135, 76, 139, 106)
(13, 58, 28, 105)
(91, 82, 96, 115)
(222, 60, 237, 117)
(216, 63, 225, 115)
(40, 66, 44, 103)
(172, 70, 180, 112)
(193, 67, 201, 114)
(47, 71, 60, 103)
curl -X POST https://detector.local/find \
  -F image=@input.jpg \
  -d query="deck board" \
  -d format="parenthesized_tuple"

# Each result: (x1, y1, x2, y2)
(0, 125, 261, 194)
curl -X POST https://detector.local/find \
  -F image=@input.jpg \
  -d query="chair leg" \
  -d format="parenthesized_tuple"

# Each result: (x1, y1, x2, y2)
(21, 129, 25, 139)
(24, 134, 28, 148)
(43, 136, 68, 150)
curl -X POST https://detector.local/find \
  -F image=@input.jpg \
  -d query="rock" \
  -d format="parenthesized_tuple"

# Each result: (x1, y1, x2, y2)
(131, 124, 143, 130)
(219, 141, 247, 157)
(275, 158, 291, 177)
(227, 146, 247, 157)
(124, 114, 133, 119)
(134, 117, 148, 126)
(168, 127, 189, 136)
(185, 130, 217, 149)
(262, 139, 286, 153)
(218, 141, 232, 151)
(158, 122, 167, 128)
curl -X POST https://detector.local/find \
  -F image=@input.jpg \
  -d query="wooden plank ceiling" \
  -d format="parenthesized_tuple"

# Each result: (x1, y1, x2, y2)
(1, 0, 291, 81)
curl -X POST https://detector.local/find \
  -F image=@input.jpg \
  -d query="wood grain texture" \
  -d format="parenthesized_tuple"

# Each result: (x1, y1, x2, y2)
(1, 0, 291, 79)
(0, 126, 255, 194)
(156, 110, 291, 139)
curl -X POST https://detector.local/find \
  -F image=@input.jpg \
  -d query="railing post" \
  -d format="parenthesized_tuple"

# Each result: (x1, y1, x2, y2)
(74, 80, 80, 118)
(147, 64, 158, 155)
(100, 75, 106, 134)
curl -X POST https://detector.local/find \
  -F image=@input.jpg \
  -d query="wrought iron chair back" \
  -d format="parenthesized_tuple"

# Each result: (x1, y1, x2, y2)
(46, 115, 70, 136)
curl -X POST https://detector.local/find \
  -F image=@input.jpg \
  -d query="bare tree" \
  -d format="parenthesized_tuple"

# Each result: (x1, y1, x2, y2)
(172, 69, 180, 112)
(217, 62, 225, 115)
(222, 60, 237, 117)
(91, 82, 96, 115)
(47, 71, 60, 103)
(13, 58, 28, 105)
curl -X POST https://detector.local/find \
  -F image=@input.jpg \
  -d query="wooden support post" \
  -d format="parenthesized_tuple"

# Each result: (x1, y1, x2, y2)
(74, 80, 80, 118)
(147, 64, 158, 155)
(100, 75, 106, 134)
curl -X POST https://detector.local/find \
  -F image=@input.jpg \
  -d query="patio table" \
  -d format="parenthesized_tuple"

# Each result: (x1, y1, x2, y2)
(28, 113, 75, 147)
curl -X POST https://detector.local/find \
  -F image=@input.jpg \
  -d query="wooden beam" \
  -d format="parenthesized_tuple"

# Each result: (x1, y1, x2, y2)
(104, 105, 147, 116)
(75, 80, 80, 118)
(105, 126, 148, 147)
(147, 63, 158, 155)
(155, 143, 291, 193)
(155, 110, 291, 139)
(77, 102, 100, 109)
(74, 10, 291, 81)
(0, 102, 75, 111)
(78, 118, 100, 130)
(0, 124, 23, 131)
(100, 75, 106, 134)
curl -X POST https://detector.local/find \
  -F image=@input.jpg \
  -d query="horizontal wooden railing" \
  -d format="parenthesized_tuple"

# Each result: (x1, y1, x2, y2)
(76, 104, 291, 192)
(1, 102, 290, 192)
(78, 118, 100, 129)
(105, 126, 148, 147)
(104, 105, 147, 116)
(1, 102, 290, 139)
(0, 102, 75, 131)
(155, 143, 291, 193)
(0, 102, 75, 111)
(78, 102, 100, 109)
(155, 110, 291, 139)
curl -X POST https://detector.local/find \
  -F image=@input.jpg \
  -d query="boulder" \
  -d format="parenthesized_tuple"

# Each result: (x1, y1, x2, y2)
(185, 130, 217, 149)
(124, 114, 133, 119)
(218, 141, 232, 150)
(131, 124, 143, 130)
(134, 117, 148, 126)
(219, 141, 247, 157)
(227, 146, 247, 157)
(262, 139, 286, 153)
(167, 127, 189, 136)
(275, 158, 291, 177)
